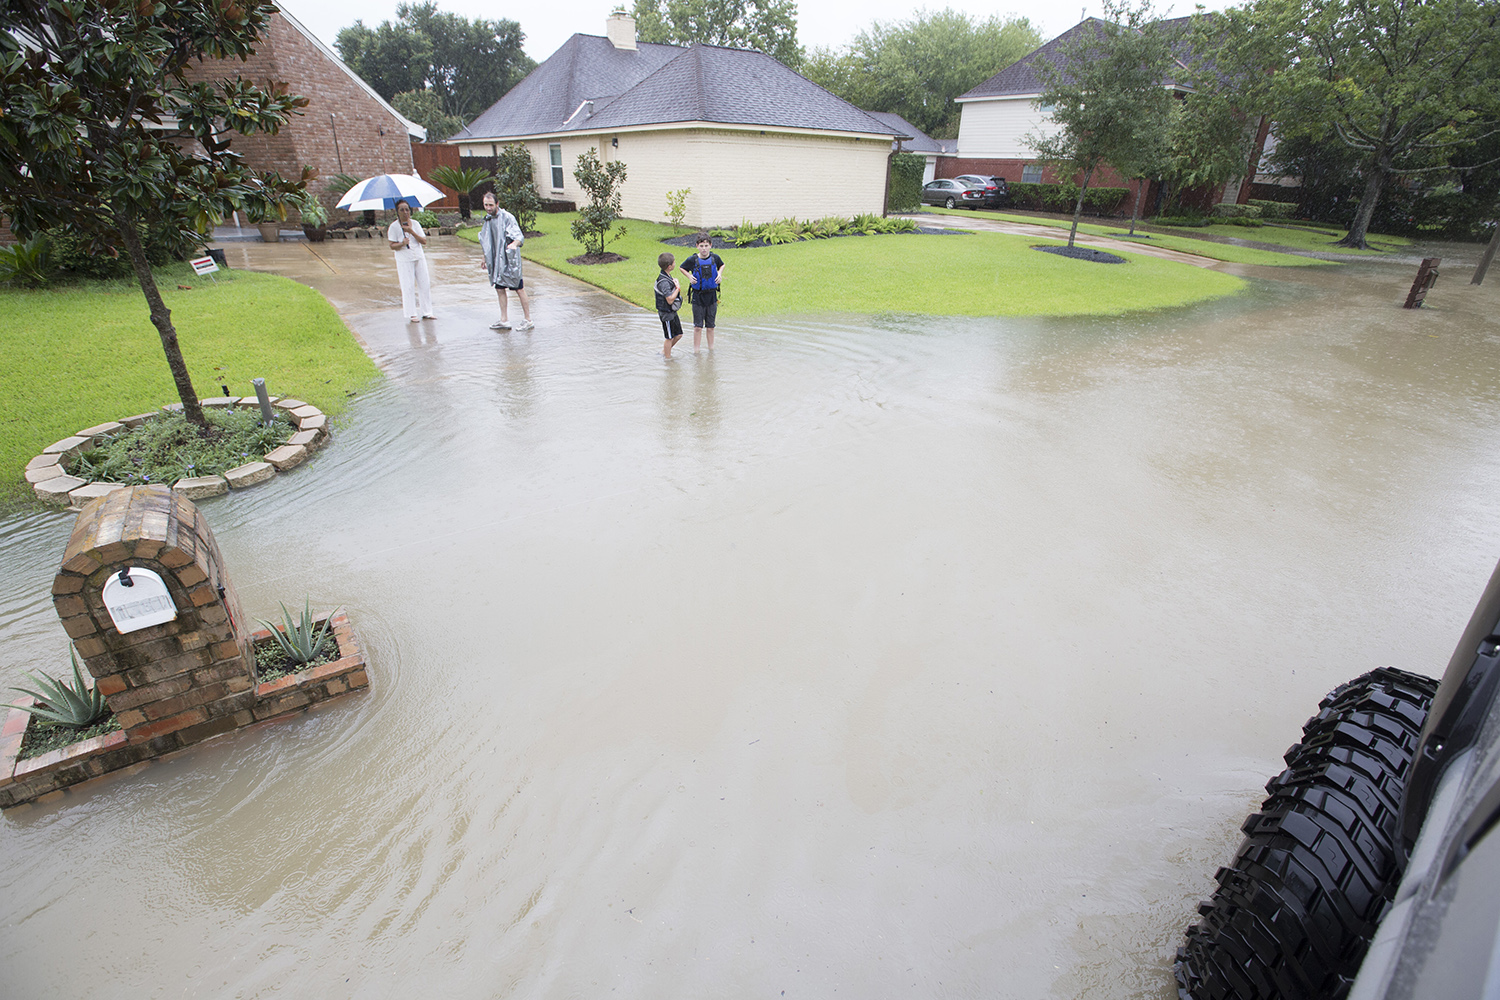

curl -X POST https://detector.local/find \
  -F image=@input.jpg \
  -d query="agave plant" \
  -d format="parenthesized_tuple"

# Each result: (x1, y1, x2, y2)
(256, 599, 340, 665)
(8, 648, 110, 728)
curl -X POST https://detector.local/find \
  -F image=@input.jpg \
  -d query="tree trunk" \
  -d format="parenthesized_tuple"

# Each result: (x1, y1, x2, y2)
(1472, 219, 1500, 285)
(118, 221, 207, 430)
(1336, 166, 1388, 250)
(1069, 165, 1095, 248)
(1129, 180, 1145, 236)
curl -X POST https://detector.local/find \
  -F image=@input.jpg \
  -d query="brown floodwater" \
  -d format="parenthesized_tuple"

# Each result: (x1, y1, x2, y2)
(2, 237, 1498, 998)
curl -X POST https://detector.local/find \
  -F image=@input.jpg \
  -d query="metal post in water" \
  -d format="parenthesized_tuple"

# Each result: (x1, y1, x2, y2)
(252, 378, 274, 425)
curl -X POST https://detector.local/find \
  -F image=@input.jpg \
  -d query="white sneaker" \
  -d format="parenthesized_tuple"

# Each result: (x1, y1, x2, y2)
(515, 319, 534, 331)
(489, 319, 511, 330)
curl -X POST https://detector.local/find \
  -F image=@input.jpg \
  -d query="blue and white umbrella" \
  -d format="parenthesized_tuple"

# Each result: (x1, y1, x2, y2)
(335, 174, 447, 211)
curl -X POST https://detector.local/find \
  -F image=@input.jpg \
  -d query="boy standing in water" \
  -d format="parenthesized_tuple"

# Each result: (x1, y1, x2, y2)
(680, 234, 725, 350)
(655, 252, 684, 358)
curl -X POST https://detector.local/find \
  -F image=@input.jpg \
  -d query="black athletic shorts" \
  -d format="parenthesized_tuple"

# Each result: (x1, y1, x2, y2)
(691, 289, 718, 328)
(660, 312, 683, 340)
(494, 278, 524, 290)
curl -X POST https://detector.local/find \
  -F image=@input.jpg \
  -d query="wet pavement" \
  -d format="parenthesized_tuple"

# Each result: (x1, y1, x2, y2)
(2, 236, 1499, 998)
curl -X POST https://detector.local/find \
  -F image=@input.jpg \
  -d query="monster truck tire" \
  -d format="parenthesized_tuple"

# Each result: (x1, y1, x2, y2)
(1175, 667, 1438, 1000)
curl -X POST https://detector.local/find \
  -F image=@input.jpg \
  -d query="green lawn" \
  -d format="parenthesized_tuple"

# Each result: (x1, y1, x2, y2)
(921, 206, 1342, 266)
(465, 213, 1245, 318)
(1, 264, 380, 507)
(926, 205, 1418, 258)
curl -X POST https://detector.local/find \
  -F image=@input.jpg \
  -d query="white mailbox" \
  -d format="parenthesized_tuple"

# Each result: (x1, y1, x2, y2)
(101, 566, 178, 634)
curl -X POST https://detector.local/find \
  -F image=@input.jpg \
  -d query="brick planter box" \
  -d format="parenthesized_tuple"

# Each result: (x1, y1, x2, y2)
(26, 397, 331, 509)
(0, 611, 369, 810)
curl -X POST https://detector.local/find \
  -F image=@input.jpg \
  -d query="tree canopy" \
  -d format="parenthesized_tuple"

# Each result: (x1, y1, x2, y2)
(1208, 0, 1500, 248)
(336, 2, 535, 125)
(0, 0, 311, 427)
(1026, 1, 1177, 245)
(801, 10, 1040, 138)
(391, 89, 465, 143)
(631, 0, 800, 68)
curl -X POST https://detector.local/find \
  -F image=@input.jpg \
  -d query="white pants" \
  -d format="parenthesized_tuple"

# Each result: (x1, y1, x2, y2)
(395, 255, 432, 317)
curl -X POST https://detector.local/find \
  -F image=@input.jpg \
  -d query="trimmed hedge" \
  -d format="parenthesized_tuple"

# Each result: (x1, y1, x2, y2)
(1249, 199, 1297, 219)
(1210, 203, 1263, 219)
(1008, 182, 1128, 215)
(888, 153, 926, 213)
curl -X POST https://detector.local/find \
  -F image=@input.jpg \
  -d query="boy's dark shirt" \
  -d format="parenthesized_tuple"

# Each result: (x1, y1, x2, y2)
(654, 272, 678, 314)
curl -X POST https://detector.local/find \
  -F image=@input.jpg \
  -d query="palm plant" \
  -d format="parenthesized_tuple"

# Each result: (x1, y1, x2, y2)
(8, 648, 110, 728)
(427, 166, 492, 220)
(256, 599, 340, 666)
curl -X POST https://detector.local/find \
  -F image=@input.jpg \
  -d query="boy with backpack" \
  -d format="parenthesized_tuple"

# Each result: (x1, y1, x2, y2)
(655, 252, 684, 358)
(680, 234, 726, 350)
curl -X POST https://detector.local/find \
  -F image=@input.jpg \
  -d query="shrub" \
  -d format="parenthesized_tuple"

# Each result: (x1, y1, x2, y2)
(428, 165, 493, 220)
(0, 235, 52, 287)
(569, 148, 628, 255)
(256, 599, 339, 667)
(1211, 203, 1263, 219)
(887, 153, 926, 213)
(665, 188, 691, 227)
(1248, 199, 1297, 219)
(494, 144, 544, 232)
(412, 209, 439, 228)
(44, 221, 202, 278)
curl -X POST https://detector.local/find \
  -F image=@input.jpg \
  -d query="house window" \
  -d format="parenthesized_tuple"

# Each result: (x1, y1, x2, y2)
(1021, 163, 1043, 184)
(549, 144, 564, 190)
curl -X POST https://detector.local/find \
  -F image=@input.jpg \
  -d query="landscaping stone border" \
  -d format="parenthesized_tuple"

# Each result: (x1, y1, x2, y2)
(25, 396, 331, 508)
(0, 611, 368, 810)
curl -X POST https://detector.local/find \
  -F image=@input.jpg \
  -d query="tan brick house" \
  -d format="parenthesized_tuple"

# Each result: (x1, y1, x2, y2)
(448, 12, 897, 228)
(181, 7, 425, 215)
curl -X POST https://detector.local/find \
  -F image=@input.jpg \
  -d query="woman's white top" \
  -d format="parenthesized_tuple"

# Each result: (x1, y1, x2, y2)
(387, 218, 426, 261)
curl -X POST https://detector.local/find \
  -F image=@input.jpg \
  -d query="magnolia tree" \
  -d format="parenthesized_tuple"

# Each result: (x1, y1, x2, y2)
(570, 148, 628, 257)
(0, 0, 310, 428)
(1025, 0, 1177, 248)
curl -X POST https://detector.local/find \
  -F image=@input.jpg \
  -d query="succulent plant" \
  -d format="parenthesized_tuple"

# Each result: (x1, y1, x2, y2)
(257, 599, 339, 665)
(8, 648, 110, 728)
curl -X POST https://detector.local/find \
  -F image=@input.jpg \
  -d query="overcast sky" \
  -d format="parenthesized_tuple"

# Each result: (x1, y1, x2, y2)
(281, 0, 1238, 64)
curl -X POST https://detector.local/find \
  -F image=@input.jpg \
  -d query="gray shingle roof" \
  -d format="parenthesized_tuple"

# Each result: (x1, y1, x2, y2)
(862, 111, 952, 155)
(452, 34, 897, 141)
(957, 16, 1196, 101)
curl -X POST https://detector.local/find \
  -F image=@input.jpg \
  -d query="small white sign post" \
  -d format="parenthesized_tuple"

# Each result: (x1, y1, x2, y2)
(101, 567, 178, 634)
(189, 255, 219, 283)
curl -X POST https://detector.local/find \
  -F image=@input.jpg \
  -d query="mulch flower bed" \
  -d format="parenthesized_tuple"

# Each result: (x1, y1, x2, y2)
(567, 252, 629, 265)
(1032, 245, 1126, 264)
(254, 634, 343, 684)
(16, 713, 120, 762)
(661, 227, 961, 251)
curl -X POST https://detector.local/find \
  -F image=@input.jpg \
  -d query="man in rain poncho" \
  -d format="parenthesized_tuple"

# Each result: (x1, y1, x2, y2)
(479, 191, 533, 331)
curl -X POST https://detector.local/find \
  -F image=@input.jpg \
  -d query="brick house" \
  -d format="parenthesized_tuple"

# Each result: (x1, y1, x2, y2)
(949, 18, 1262, 214)
(181, 7, 425, 216)
(448, 12, 898, 228)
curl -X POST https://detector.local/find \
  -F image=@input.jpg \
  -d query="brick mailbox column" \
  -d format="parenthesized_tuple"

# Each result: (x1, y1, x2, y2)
(52, 485, 256, 752)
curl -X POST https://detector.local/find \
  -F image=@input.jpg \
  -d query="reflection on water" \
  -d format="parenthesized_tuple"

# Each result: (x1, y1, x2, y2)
(2, 238, 1499, 999)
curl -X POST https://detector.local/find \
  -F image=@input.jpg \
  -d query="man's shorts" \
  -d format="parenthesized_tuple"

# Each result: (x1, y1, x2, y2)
(494, 278, 524, 290)
(660, 312, 684, 340)
(691, 290, 718, 328)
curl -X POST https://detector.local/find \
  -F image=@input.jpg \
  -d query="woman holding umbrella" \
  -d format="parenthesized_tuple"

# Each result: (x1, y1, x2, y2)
(336, 174, 447, 322)
(388, 199, 433, 321)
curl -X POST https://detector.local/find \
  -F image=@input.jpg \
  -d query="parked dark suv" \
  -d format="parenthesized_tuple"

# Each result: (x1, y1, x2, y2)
(954, 174, 1009, 208)
(1176, 555, 1500, 1000)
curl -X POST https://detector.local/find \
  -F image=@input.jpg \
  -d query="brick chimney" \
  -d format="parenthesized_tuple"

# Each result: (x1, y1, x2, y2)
(606, 10, 637, 50)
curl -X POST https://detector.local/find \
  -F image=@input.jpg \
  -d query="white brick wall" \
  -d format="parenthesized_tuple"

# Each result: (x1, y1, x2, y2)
(464, 128, 891, 226)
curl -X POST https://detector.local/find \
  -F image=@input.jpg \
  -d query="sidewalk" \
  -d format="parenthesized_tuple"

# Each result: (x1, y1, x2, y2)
(899, 213, 1227, 269)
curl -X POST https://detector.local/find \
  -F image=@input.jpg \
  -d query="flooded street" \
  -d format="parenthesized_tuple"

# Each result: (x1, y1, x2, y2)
(3, 237, 1499, 998)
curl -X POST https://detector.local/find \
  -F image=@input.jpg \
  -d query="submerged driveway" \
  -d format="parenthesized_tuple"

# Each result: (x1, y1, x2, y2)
(2, 236, 1498, 999)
